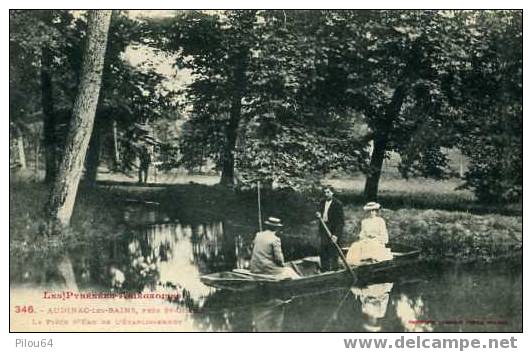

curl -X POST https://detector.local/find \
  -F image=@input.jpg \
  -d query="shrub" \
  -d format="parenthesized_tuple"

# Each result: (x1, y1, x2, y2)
(343, 207, 522, 263)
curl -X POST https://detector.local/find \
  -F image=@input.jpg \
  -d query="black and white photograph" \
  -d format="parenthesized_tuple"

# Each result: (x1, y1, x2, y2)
(8, 6, 523, 340)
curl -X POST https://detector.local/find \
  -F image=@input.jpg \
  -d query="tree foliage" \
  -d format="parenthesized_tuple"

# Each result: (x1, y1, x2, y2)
(9, 10, 179, 181)
(11, 10, 522, 202)
(293, 10, 521, 200)
(154, 10, 368, 190)
(448, 11, 522, 202)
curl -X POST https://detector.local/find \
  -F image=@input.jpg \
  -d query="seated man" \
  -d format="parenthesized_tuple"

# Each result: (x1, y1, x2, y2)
(250, 217, 300, 280)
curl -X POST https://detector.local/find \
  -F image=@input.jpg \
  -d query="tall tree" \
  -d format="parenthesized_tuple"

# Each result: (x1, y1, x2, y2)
(160, 10, 257, 185)
(235, 10, 368, 190)
(153, 10, 521, 198)
(47, 10, 112, 226)
(10, 10, 177, 185)
(157, 10, 368, 190)
(315, 10, 486, 200)
(10, 10, 66, 181)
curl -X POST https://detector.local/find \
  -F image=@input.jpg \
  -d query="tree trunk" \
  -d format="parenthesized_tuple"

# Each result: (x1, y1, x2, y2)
(16, 128, 27, 170)
(16, 135, 26, 169)
(459, 153, 464, 178)
(112, 119, 120, 167)
(47, 10, 112, 227)
(363, 137, 388, 201)
(84, 122, 102, 186)
(363, 84, 407, 201)
(219, 110, 241, 185)
(57, 255, 79, 290)
(42, 43, 56, 183)
(35, 139, 40, 176)
(220, 55, 247, 186)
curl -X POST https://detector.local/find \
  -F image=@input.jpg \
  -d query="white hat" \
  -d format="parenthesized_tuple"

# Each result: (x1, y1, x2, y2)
(264, 217, 284, 227)
(363, 202, 381, 211)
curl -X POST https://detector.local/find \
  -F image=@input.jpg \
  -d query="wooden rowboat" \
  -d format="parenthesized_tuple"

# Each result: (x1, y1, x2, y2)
(200, 243, 421, 294)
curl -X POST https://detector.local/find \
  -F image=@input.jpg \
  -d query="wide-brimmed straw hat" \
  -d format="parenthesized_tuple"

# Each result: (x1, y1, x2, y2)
(363, 202, 381, 211)
(264, 217, 284, 227)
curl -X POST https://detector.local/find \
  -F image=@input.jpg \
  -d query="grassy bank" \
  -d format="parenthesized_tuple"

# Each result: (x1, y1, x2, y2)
(10, 178, 522, 268)
(96, 173, 522, 216)
(327, 176, 521, 216)
(9, 181, 126, 280)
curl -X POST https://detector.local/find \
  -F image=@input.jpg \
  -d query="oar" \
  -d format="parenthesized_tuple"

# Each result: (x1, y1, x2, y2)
(318, 215, 357, 283)
(321, 288, 352, 332)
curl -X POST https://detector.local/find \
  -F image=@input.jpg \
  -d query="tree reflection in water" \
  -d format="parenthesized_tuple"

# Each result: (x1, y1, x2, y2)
(394, 293, 433, 332)
(144, 222, 212, 304)
(108, 220, 254, 313)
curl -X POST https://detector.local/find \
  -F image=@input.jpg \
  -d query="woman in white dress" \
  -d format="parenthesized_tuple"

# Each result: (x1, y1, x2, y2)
(346, 202, 393, 265)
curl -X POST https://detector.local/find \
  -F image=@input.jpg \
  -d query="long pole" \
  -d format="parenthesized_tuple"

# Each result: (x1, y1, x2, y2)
(321, 289, 352, 332)
(257, 181, 262, 232)
(318, 216, 357, 282)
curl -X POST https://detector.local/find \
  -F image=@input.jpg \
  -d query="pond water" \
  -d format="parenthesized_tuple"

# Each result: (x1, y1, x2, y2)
(11, 203, 522, 332)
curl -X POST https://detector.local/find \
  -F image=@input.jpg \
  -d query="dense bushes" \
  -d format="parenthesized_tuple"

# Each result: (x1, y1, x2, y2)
(461, 150, 522, 204)
(344, 208, 522, 262)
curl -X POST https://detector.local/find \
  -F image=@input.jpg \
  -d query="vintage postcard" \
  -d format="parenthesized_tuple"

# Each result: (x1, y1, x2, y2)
(9, 9, 522, 335)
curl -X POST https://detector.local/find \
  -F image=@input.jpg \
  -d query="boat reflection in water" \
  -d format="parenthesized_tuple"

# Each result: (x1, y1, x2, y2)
(351, 282, 394, 332)
(251, 299, 287, 332)
(348, 281, 432, 332)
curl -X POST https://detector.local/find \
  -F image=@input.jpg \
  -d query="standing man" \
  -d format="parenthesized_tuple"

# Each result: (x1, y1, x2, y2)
(138, 144, 151, 184)
(316, 186, 345, 272)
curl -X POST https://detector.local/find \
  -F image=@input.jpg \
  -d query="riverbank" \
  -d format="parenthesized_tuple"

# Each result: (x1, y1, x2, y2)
(94, 173, 522, 214)
(9, 181, 126, 280)
(10, 178, 522, 267)
(343, 207, 522, 263)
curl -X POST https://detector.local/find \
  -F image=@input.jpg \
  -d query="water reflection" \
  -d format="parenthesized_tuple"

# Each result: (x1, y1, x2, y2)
(351, 282, 394, 332)
(87, 220, 249, 299)
(91, 218, 255, 312)
(10, 209, 522, 332)
(395, 293, 433, 332)
(146, 222, 213, 302)
(12, 253, 81, 291)
(251, 299, 287, 332)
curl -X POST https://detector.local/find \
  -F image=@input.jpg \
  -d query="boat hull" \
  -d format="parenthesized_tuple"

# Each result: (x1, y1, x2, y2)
(200, 244, 421, 295)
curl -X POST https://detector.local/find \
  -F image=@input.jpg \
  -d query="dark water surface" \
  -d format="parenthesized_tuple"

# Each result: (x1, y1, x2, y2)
(11, 204, 522, 332)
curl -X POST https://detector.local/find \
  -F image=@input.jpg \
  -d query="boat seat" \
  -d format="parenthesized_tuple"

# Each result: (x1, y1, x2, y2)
(231, 269, 279, 281)
(301, 256, 321, 264)
(232, 268, 251, 274)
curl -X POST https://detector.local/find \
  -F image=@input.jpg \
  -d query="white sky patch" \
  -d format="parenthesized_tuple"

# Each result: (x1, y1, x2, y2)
(124, 45, 193, 96)
(127, 10, 177, 19)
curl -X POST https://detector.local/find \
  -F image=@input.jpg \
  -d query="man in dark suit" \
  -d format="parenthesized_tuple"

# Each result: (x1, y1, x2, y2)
(316, 186, 345, 272)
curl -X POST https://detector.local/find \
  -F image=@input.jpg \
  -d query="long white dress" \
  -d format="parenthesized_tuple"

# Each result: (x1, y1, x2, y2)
(346, 216, 393, 265)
